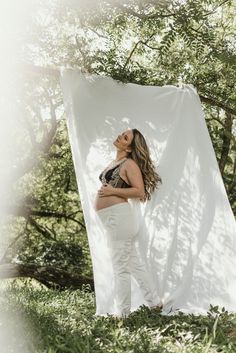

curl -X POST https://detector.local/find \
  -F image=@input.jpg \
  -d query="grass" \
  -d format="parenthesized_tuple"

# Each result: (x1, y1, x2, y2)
(0, 278, 236, 353)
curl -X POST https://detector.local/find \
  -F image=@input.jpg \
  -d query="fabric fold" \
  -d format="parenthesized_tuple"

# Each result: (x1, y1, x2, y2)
(60, 67, 236, 316)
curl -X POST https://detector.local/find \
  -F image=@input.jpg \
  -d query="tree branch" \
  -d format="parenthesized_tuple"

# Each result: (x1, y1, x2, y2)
(30, 209, 85, 229)
(205, 116, 236, 147)
(0, 262, 94, 291)
(28, 216, 56, 240)
(6, 205, 85, 229)
(199, 94, 236, 116)
(202, 0, 230, 18)
(0, 229, 27, 264)
(122, 32, 157, 71)
(114, 3, 176, 20)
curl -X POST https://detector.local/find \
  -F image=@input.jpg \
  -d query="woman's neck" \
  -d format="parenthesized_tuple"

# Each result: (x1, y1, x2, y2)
(115, 153, 128, 162)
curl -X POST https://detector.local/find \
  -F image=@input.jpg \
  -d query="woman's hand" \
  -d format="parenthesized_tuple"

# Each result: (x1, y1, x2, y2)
(98, 183, 115, 197)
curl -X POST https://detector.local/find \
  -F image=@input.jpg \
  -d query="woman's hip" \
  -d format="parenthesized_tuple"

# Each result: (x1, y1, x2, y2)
(96, 202, 139, 243)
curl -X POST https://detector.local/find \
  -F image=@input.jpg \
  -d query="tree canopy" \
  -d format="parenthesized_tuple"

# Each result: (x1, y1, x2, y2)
(1, 0, 235, 288)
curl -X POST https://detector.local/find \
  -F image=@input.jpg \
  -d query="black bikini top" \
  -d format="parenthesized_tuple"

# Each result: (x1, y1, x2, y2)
(99, 158, 131, 188)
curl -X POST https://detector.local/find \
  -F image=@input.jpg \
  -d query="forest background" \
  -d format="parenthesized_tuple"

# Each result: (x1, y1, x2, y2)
(0, 1, 236, 352)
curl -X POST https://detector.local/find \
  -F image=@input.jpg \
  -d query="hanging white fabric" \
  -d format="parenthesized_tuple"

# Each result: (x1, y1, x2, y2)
(60, 67, 236, 316)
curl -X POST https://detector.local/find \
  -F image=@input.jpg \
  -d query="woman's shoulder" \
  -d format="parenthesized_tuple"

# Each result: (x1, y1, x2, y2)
(125, 158, 135, 164)
(124, 158, 140, 170)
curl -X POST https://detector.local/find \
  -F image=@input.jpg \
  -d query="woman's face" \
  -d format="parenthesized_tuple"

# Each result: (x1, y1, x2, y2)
(113, 129, 134, 152)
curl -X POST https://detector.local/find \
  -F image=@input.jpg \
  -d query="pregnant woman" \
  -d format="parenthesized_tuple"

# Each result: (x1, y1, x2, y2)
(94, 128, 163, 318)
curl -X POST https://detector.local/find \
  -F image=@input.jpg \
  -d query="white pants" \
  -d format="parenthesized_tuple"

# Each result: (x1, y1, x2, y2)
(96, 202, 161, 317)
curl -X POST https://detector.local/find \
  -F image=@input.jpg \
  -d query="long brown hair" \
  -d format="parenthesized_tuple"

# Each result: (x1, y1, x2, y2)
(128, 128, 162, 202)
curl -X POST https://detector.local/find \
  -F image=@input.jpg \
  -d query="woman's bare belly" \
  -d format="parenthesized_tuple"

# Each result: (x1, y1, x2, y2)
(94, 193, 128, 211)
(94, 165, 130, 211)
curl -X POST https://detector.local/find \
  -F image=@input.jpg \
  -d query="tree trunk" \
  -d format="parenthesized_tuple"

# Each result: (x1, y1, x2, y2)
(0, 263, 94, 291)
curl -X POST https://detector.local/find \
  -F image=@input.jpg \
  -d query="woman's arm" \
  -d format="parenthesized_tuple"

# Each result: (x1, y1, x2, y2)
(113, 186, 142, 199)
(113, 159, 145, 199)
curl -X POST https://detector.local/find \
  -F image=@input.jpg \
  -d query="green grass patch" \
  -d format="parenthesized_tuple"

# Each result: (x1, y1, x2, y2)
(1, 278, 236, 353)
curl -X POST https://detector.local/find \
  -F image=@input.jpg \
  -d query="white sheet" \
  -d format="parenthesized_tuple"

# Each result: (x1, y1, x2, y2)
(60, 68, 236, 316)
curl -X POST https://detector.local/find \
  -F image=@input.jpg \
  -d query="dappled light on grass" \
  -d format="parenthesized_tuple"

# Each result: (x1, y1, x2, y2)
(1, 278, 236, 353)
